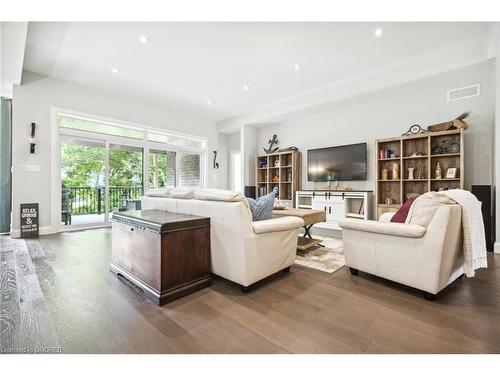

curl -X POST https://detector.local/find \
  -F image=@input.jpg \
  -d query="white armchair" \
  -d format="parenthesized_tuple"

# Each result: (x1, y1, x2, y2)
(340, 204, 464, 300)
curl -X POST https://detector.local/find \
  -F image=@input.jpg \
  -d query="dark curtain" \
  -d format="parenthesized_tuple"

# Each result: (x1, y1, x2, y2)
(0, 97, 12, 234)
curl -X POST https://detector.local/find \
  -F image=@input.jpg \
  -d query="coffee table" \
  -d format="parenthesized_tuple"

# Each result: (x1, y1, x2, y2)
(272, 208, 326, 251)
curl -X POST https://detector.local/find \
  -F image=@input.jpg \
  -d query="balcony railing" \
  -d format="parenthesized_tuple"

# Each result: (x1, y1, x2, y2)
(63, 186, 143, 215)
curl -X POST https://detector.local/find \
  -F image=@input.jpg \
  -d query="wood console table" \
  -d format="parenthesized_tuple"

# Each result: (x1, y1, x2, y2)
(273, 208, 326, 251)
(110, 210, 211, 305)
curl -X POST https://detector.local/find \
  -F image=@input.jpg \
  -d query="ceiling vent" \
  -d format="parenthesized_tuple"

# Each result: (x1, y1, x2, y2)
(447, 84, 480, 102)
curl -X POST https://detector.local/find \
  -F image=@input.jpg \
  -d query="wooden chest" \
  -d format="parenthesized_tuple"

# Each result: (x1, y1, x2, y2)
(110, 210, 211, 305)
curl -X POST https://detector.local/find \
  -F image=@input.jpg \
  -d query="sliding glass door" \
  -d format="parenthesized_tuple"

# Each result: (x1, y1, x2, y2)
(60, 138, 106, 226)
(108, 144, 144, 219)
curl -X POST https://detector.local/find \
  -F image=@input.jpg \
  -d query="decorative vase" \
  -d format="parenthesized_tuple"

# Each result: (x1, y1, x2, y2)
(435, 162, 442, 179)
(407, 167, 414, 180)
(381, 168, 388, 180)
(392, 163, 399, 180)
(416, 168, 423, 180)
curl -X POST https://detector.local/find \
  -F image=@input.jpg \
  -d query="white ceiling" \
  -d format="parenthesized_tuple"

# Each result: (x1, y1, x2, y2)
(23, 22, 491, 123)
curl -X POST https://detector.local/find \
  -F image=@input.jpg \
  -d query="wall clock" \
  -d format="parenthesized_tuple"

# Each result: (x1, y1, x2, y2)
(402, 124, 427, 136)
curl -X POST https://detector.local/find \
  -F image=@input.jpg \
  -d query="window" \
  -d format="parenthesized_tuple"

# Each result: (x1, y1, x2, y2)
(147, 131, 205, 151)
(57, 111, 206, 227)
(59, 115, 144, 140)
(148, 149, 176, 188)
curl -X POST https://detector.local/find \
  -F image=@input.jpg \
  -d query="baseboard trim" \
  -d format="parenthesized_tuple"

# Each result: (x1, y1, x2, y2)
(494, 242, 500, 254)
(10, 226, 58, 239)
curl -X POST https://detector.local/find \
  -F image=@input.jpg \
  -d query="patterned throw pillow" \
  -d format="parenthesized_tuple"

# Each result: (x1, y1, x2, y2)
(247, 187, 278, 221)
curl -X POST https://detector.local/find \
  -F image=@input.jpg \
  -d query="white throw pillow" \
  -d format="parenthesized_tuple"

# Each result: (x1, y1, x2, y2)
(144, 187, 173, 197)
(406, 191, 455, 227)
(170, 188, 195, 199)
(194, 188, 245, 202)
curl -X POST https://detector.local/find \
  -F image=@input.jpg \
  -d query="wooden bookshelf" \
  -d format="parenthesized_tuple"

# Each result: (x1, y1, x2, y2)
(375, 129, 464, 218)
(255, 150, 301, 207)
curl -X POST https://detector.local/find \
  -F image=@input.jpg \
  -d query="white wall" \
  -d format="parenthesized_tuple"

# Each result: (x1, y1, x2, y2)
(228, 132, 241, 152)
(258, 60, 495, 193)
(11, 72, 224, 235)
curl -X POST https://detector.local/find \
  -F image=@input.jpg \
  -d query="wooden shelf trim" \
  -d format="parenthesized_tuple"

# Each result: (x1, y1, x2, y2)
(430, 153, 460, 158)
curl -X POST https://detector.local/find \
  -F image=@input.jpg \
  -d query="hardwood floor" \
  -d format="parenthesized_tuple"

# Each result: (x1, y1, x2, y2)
(1, 228, 500, 353)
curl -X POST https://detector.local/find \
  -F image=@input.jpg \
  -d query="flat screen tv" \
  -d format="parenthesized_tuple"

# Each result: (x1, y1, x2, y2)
(308, 143, 367, 182)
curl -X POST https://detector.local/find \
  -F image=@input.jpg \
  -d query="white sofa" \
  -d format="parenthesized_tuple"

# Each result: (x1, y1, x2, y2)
(141, 188, 304, 290)
(340, 201, 464, 299)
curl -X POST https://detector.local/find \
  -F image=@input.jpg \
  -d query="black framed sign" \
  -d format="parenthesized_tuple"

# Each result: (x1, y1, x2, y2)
(20, 203, 39, 238)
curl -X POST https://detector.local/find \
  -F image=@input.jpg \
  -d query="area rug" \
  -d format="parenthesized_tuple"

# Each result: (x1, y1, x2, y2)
(294, 236, 345, 273)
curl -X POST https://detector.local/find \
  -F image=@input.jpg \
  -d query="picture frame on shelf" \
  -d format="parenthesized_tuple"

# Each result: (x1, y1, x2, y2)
(446, 167, 457, 179)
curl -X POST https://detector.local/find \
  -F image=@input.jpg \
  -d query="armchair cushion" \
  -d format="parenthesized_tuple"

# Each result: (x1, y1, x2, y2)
(252, 216, 304, 234)
(340, 218, 426, 238)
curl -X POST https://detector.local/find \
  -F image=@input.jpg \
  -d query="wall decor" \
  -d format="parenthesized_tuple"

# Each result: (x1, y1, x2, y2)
(263, 134, 279, 154)
(212, 151, 219, 169)
(446, 167, 457, 178)
(277, 146, 298, 153)
(427, 112, 470, 132)
(402, 124, 427, 136)
(20, 203, 39, 238)
(29, 122, 36, 154)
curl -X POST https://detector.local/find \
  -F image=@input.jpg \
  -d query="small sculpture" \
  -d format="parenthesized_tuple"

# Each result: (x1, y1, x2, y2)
(263, 134, 279, 154)
(392, 163, 399, 180)
(435, 162, 442, 179)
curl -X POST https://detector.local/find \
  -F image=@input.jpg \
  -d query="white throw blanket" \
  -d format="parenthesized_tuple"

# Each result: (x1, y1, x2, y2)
(438, 189, 488, 277)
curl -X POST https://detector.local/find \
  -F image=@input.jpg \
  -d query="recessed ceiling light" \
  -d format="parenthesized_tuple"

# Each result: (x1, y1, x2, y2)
(207, 100, 212, 106)
(374, 28, 384, 37)
(294, 63, 301, 71)
(111, 68, 119, 74)
(243, 85, 249, 91)
(139, 36, 148, 43)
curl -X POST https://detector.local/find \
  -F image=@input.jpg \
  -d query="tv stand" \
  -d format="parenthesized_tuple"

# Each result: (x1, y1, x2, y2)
(295, 190, 372, 230)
